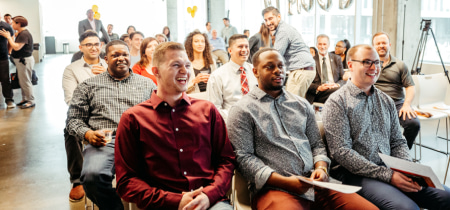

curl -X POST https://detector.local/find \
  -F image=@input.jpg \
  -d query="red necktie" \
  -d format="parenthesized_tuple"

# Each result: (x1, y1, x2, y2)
(240, 67, 249, 95)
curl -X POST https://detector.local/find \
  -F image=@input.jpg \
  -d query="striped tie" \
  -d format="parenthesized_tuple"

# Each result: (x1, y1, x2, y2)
(240, 67, 249, 95)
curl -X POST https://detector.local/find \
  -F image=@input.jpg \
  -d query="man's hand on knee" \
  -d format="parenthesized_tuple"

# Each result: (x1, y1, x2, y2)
(85, 130, 107, 147)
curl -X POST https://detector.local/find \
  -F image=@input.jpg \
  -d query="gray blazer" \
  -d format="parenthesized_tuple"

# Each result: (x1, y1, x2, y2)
(78, 19, 110, 43)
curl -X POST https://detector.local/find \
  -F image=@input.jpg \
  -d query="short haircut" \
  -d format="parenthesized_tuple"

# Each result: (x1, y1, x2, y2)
(108, 24, 113, 27)
(317, 34, 330, 43)
(86, 9, 93, 15)
(152, 42, 185, 68)
(155, 34, 168, 42)
(105, 40, 129, 55)
(120, 34, 129, 41)
(346, 44, 376, 64)
(4, 14, 11, 18)
(243, 29, 249, 33)
(262, 6, 280, 17)
(228, 34, 248, 48)
(372, 31, 390, 44)
(12, 16, 28, 27)
(252, 48, 280, 67)
(206, 22, 210, 26)
(127, 25, 136, 34)
(223, 17, 229, 21)
(79, 30, 100, 43)
(130, 31, 144, 40)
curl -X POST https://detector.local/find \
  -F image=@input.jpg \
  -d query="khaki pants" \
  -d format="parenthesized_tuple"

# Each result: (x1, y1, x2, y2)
(286, 68, 316, 98)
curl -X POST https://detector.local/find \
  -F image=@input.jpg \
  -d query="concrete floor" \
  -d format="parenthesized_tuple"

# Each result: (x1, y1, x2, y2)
(0, 54, 449, 209)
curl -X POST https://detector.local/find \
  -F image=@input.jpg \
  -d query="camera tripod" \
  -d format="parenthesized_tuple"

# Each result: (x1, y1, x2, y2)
(411, 19, 450, 84)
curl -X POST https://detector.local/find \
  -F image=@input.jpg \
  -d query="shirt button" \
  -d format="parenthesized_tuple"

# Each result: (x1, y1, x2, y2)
(172, 109, 175, 112)
(184, 171, 187, 175)
(180, 149, 183, 152)
(164, 103, 167, 106)
(175, 128, 179, 132)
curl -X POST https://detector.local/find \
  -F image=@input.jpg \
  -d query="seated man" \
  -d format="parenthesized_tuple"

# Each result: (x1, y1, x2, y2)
(323, 44, 450, 210)
(227, 48, 378, 210)
(66, 40, 156, 210)
(306, 34, 345, 104)
(209, 29, 229, 64)
(62, 30, 107, 201)
(207, 34, 257, 121)
(115, 42, 235, 210)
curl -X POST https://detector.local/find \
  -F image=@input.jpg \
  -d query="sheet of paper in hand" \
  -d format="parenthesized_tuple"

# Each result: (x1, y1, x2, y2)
(378, 153, 444, 190)
(296, 176, 362, 194)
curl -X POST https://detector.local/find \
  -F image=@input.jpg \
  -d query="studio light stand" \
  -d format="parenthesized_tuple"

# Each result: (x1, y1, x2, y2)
(411, 19, 450, 84)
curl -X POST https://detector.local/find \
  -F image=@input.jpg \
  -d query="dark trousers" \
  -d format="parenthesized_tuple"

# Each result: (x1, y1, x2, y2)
(395, 100, 420, 149)
(342, 173, 450, 210)
(64, 128, 83, 184)
(314, 87, 340, 103)
(0, 59, 13, 102)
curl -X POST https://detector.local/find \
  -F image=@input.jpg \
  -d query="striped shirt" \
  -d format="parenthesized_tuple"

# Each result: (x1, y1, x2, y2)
(273, 21, 315, 71)
(322, 81, 410, 183)
(66, 70, 156, 141)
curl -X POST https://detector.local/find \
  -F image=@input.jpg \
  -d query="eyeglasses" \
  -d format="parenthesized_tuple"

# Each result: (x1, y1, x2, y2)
(81, 43, 101, 48)
(351, 59, 381, 68)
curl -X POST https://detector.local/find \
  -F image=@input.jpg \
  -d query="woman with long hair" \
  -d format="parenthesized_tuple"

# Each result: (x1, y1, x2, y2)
(0, 16, 35, 108)
(184, 31, 216, 93)
(162, 26, 171, 41)
(248, 23, 271, 63)
(132, 37, 159, 84)
(334, 39, 351, 69)
(127, 25, 136, 35)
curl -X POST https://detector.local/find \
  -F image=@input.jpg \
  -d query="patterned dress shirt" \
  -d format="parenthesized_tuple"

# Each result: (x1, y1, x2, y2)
(66, 71, 156, 141)
(227, 87, 330, 201)
(273, 21, 315, 71)
(322, 81, 410, 183)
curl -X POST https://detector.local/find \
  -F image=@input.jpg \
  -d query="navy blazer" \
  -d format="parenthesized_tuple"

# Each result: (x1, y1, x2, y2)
(306, 52, 345, 103)
(78, 19, 110, 43)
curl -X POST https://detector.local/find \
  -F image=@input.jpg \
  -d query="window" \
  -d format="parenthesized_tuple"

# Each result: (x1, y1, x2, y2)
(421, 0, 450, 64)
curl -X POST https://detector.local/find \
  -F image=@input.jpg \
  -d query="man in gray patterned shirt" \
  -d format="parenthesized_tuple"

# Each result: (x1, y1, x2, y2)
(66, 40, 156, 210)
(323, 44, 450, 210)
(228, 48, 378, 209)
(262, 6, 315, 98)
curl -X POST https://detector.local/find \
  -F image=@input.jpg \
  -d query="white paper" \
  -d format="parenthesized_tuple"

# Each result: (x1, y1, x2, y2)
(296, 176, 362, 194)
(378, 153, 444, 190)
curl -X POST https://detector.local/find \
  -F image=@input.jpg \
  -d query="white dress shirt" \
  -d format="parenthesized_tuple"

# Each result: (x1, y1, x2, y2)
(318, 53, 334, 83)
(88, 19, 96, 31)
(207, 60, 257, 121)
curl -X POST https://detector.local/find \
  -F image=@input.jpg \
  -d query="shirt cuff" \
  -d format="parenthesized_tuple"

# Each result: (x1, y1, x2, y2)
(380, 168, 394, 183)
(313, 155, 331, 166)
(77, 127, 91, 142)
(255, 166, 275, 190)
(202, 186, 220, 207)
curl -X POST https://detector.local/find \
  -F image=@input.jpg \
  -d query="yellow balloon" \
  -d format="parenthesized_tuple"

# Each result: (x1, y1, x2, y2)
(94, 12, 100, 20)
(187, 7, 192, 13)
(191, 11, 195, 18)
(92, 5, 99, 13)
(193, 6, 197, 12)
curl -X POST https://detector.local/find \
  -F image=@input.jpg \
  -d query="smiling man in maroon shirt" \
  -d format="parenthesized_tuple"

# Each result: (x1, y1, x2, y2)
(115, 42, 236, 210)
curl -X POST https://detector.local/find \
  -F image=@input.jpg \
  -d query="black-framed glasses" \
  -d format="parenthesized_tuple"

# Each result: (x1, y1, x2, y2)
(351, 59, 381, 68)
(81, 43, 101, 48)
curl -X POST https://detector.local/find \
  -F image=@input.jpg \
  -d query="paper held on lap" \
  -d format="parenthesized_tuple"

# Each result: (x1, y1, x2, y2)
(295, 176, 362, 194)
(378, 153, 444, 190)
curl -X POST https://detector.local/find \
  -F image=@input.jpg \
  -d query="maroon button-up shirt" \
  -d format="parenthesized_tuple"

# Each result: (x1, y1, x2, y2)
(115, 91, 236, 210)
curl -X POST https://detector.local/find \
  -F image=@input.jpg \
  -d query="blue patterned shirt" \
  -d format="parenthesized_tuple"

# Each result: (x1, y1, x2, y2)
(273, 21, 315, 71)
(322, 81, 410, 183)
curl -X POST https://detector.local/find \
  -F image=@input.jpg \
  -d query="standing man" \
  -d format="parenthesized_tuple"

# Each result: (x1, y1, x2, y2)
(0, 13, 15, 108)
(4, 14, 13, 25)
(373, 32, 420, 149)
(209, 29, 229, 64)
(243, 29, 250, 38)
(78, 9, 110, 44)
(221, 18, 238, 47)
(62, 30, 107, 201)
(207, 34, 257, 121)
(323, 44, 450, 210)
(263, 6, 315, 98)
(104, 24, 119, 42)
(228, 48, 378, 209)
(66, 40, 156, 209)
(205, 21, 212, 38)
(115, 42, 235, 210)
(306, 34, 345, 104)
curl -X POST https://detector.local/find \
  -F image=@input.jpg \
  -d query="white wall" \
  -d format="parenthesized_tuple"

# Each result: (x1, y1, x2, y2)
(1, 0, 45, 62)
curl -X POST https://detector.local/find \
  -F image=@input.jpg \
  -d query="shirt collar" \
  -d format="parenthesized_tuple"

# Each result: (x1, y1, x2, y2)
(105, 68, 134, 81)
(274, 21, 284, 36)
(383, 54, 397, 69)
(318, 52, 330, 61)
(348, 79, 375, 97)
(82, 56, 104, 67)
(149, 90, 191, 110)
(249, 86, 287, 101)
(229, 60, 249, 73)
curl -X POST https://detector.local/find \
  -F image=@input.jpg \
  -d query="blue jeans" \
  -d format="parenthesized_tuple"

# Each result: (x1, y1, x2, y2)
(342, 174, 450, 210)
(81, 139, 123, 210)
(209, 201, 232, 210)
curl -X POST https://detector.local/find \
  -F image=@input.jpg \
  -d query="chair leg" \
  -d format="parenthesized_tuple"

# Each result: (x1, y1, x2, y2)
(445, 155, 450, 184)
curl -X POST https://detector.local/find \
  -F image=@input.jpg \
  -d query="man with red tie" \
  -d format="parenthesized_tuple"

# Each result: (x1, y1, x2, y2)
(207, 34, 258, 121)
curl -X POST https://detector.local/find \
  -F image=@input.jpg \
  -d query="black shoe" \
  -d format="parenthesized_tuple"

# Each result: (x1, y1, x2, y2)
(21, 102, 35, 109)
(17, 101, 27, 106)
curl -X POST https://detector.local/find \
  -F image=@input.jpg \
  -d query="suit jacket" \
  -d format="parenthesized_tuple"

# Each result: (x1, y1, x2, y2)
(78, 19, 110, 43)
(306, 52, 345, 103)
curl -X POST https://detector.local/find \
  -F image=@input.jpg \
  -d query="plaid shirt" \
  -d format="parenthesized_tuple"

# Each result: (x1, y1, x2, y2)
(66, 70, 156, 141)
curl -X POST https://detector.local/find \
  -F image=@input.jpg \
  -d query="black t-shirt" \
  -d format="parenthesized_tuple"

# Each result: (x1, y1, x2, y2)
(11, 29, 33, 58)
(193, 66, 211, 92)
(0, 21, 14, 60)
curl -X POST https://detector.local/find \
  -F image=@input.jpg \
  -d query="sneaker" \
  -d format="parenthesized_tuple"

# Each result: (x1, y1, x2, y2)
(6, 101, 16, 109)
(69, 184, 85, 202)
